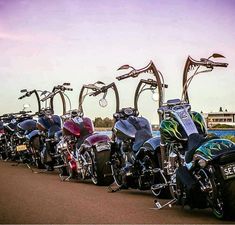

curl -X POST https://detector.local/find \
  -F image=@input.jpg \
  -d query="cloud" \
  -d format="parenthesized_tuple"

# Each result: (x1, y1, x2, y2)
(0, 28, 65, 44)
(0, 31, 31, 42)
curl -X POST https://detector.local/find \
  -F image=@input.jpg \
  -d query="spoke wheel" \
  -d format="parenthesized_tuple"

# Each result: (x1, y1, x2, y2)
(110, 151, 125, 187)
(86, 150, 98, 185)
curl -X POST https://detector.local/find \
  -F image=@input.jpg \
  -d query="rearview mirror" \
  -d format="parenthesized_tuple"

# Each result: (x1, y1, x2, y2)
(117, 65, 131, 70)
(20, 89, 27, 93)
(99, 98, 108, 108)
(211, 53, 225, 58)
(63, 82, 70, 86)
(96, 81, 105, 85)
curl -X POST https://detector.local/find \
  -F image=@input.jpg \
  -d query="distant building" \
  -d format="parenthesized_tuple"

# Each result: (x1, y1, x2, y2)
(203, 111, 235, 128)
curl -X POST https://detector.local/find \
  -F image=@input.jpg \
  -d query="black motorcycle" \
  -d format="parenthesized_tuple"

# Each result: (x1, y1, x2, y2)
(17, 83, 72, 170)
(0, 116, 8, 160)
(38, 83, 73, 171)
(89, 79, 162, 194)
(168, 54, 235, 220)
(0, 110, 32, 162)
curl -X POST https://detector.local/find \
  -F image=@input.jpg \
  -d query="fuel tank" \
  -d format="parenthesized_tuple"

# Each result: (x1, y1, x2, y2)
(160, 111, 207, 144)
(113, 116, 152, 141)
(63, 116, 94, 138)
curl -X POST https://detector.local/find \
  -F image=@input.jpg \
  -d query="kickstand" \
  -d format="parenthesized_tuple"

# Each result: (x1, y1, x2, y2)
(108, 182, 124, 193)
(26, 163, 35, 173)
(151, 198, 177, 210)
(32, 169, 49, 174)
(59, 174, 72, 181)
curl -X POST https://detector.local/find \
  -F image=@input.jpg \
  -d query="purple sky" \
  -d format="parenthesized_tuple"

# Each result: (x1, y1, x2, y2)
(0, 0, 235, 123)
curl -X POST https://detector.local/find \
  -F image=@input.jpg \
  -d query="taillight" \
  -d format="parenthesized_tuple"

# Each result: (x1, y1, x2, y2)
(67, 153, 72, 161)
(69, 160, 77, 170)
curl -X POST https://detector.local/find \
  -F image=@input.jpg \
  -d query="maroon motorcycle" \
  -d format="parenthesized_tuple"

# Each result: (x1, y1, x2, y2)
(57, 82, 113, 185)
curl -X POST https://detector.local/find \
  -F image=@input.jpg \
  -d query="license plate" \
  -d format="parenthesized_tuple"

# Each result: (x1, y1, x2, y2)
(220, 163, 235, 180)
(16, 144, 27, 152)
(96, 143, 110, 152)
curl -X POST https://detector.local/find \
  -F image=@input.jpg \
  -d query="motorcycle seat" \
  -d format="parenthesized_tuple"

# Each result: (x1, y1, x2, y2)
(133, 129, 152, 152)
(185, 133, 205, 163)
(77, 134, 92, 153)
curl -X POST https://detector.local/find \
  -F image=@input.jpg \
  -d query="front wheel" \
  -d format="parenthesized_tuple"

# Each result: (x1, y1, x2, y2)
(110, 150, 125, 187)
(31, 136, 45, 169)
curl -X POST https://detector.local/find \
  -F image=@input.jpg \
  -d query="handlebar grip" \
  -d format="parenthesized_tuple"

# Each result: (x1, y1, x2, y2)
(18, 90, 34, 100)
(65, 88, 73, 91)
(200, 58, 228, 68)
(116, 73, 131, 81)
(18, 94, 27, 100)
(211, 62, 228, 68)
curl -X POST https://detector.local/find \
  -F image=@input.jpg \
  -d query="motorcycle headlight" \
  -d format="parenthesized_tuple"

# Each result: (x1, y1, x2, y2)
(198, 159, 207, 168)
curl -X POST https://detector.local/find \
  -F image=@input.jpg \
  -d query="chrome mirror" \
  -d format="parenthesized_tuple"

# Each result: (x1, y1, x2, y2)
(99, 98, 108, 108)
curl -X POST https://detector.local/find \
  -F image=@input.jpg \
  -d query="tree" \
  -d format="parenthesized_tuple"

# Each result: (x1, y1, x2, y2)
(94, 117, 103, 127)
(93, 117, 114, 127)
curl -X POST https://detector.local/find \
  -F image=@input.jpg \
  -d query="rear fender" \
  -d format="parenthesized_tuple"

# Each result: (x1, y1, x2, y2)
(194, 139, 235, 162)
(143, 136, 161, 152)
(142, 137, 161, 165)
(26, 130, 41, 140)
(83, 133, 111, 152)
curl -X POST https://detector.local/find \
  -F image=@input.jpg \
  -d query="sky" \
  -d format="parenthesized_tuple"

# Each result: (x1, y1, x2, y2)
(0, 0, 235, 124)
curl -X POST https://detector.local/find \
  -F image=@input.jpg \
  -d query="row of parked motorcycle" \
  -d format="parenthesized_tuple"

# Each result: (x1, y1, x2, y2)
(0, 53, 235, 220)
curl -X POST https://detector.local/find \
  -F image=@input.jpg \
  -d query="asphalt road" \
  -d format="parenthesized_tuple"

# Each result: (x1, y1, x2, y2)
(0, 161, 233, 224)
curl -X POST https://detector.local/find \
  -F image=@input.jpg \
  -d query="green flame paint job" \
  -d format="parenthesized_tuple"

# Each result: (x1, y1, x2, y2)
(160, 119, 183, 142)
(191, 111, 207, 135)
(195, 139, 235, 160)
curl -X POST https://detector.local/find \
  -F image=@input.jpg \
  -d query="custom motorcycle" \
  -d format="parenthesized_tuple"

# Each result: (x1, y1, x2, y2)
(117, 54, 235, 219)
(168, 54, 235, 220)
(0, 110, 32, 162)
(57, 81, 113, 185)
(116, 61, 190, 198)
(37, 83, 73, 171)
(0, 115, 8, 159)
(17, 89, 45, 168)
(17, 83, 72, 170)
(89, 74, 165, 193)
